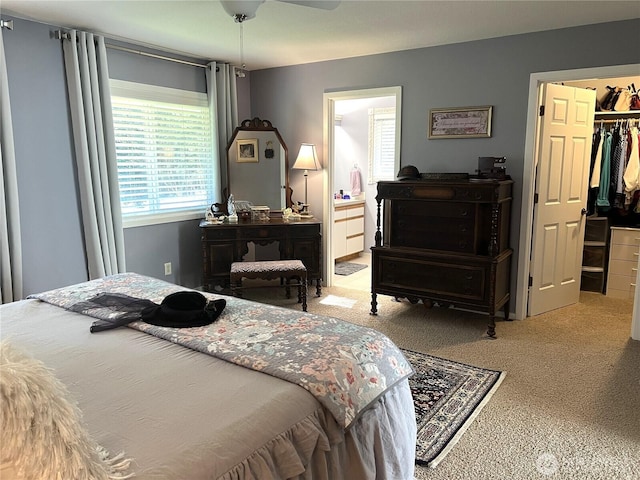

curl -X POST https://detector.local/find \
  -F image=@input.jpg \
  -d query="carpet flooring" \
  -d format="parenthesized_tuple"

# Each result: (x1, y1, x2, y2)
(233, 284, 639, 479)
(403, 348, 505, 467)
(334, 262, 368, 276)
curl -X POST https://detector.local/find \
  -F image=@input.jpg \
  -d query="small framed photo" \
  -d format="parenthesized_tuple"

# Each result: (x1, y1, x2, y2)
(237, 138, 259, 162)
(428, 106, 493, 139)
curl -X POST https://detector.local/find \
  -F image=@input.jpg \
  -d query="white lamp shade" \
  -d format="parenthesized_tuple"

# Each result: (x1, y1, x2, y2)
(292, 143, 320, 171)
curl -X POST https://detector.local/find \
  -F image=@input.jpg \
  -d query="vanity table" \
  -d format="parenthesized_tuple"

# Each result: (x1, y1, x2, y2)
(200, 218, 322, 296)
(204, 118, 322, 294)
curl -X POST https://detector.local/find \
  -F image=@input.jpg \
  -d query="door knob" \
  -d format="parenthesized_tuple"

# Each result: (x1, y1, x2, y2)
(581, 208, 587, 216)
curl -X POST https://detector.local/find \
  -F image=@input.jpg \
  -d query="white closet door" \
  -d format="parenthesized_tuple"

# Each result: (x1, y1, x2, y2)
(528, 83, 596, 316)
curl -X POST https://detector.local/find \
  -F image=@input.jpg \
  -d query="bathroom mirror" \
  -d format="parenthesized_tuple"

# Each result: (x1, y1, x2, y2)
(224, 117, 291, 213)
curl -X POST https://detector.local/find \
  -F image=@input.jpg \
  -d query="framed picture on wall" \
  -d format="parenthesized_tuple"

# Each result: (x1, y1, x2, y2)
(428, 106, 493, 139)
(237, 139, 259, 162)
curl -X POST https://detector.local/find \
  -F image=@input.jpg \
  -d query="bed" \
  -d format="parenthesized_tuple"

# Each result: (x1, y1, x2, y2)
(0, 273, 416, 479)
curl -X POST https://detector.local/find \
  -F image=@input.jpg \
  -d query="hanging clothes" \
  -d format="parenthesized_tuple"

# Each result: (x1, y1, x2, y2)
(589, 128, 602, 185)
(596, 130, 612, 212)
(588, 128, 604, 215)
(623, 125, 640, 205)
(611, 125, 628, 209)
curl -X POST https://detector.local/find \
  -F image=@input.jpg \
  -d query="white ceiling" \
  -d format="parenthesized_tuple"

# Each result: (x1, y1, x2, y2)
(2, 1, 639, 71)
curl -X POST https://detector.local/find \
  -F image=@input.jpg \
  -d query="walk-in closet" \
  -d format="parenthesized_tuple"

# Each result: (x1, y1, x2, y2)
(566, 76, 640, 300)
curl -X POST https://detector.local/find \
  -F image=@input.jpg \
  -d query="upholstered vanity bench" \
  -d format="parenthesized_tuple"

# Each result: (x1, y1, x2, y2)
(230, 259, 308, 311)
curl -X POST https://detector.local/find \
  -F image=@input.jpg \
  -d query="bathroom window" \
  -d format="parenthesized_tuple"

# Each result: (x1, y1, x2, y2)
(368, 107, 396, 184)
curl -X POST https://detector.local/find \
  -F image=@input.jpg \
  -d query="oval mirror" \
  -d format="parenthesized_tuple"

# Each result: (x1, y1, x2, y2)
(224, 118, 291, 213)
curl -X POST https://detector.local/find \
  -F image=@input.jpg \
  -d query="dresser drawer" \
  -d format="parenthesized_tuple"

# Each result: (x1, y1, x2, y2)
(346, 216, 364, 236)
(607, 288, 635, 299)
(409, 185, 496, 202)
(608, 273, 635, 292)
(608, 258, 637, 277)
(393, 200, 475, 220)
(346, 234, 364, 255)
(335, 205, 364, 222)
(609, 243, 640, 262)
(202, 226, 237, 241)
(374, 254, 487, 302)
(392, 217, 476, 253)
(347, 206, 365, 218)
(611, 228, 640, 247)
(240, 226, 285, 239)
(334, 208, 348, 221)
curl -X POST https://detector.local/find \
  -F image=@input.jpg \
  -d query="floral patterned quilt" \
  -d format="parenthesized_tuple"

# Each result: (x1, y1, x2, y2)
(29, 273, 413, 429)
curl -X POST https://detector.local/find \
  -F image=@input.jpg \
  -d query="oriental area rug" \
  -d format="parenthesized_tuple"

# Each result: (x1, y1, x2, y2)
(402, 348, 506, 468)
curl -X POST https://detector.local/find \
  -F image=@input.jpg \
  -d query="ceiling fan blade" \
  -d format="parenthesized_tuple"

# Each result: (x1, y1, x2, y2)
(277, 0, 341, 10)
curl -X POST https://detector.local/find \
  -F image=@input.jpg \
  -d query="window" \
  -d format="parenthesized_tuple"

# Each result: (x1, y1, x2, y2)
(110, 80, 215, 227)
(368, 107, 396, 184)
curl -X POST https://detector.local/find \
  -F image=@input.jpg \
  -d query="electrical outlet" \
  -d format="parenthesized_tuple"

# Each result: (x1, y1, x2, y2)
(164, 262, 172, 276)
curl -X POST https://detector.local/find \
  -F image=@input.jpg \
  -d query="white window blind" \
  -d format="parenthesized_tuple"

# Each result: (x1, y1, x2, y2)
(368, 107, 397, 184)
(110, 80, 214, 226)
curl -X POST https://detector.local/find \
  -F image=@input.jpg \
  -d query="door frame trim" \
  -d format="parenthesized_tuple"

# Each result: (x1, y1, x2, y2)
(322, 86, 402, 286)
(515, 63, 640, 321)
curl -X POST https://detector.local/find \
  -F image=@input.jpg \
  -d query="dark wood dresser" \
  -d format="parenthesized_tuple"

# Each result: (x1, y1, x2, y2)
(370, 177, 513, 337)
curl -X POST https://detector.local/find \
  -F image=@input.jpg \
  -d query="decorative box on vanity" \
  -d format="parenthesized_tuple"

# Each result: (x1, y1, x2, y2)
(370, 177, 513, 337)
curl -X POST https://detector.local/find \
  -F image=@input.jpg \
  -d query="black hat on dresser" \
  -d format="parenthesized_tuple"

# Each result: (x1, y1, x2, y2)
(396, 165, 420, 180)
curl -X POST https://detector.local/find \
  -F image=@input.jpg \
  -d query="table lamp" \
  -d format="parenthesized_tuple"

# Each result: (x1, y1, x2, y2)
(292, 143, 320, 217)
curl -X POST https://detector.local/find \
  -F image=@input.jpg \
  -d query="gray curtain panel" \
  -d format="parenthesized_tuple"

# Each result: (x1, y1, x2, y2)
(0, 28, 23, 303)
(62, 30, 126, 279)
(207, 62, 238, 201)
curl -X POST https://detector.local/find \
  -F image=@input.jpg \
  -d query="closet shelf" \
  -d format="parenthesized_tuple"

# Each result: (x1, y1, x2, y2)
(584, 240, 607, 247)
(594, 111, 640, 117)
(582, 266, 605, 273)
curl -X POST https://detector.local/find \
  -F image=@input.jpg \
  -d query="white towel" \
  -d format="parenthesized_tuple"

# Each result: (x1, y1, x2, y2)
(350, 169, 362, 196)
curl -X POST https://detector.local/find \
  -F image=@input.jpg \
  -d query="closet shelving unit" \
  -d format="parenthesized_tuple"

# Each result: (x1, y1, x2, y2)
(581, 108, 640, 293)
(582, 216, 610, 293)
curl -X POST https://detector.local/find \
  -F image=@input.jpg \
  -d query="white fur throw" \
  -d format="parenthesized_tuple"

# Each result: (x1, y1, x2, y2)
(0, 340, 133, 479)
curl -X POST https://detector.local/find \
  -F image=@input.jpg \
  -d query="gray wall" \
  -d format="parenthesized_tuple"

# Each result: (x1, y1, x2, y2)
(3, 16, 250, 295)
(4, 15, 639, 301)
(3, 17, 86, 295)
(249, 18, 640, 307)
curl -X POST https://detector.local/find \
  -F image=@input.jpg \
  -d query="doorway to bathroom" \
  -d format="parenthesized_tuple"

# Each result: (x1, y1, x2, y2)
(323, 87, 402, 287)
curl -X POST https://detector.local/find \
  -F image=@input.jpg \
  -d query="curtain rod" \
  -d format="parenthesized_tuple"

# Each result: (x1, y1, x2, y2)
(54, 30, 209, 69)
(106, 43, 207, 69)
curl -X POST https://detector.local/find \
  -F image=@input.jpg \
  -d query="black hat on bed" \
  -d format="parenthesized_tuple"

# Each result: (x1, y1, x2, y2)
(141, 291, 226, 328)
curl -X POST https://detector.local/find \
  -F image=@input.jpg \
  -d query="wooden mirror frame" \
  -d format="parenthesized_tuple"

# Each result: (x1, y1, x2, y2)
(216, 118, 292, 215)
